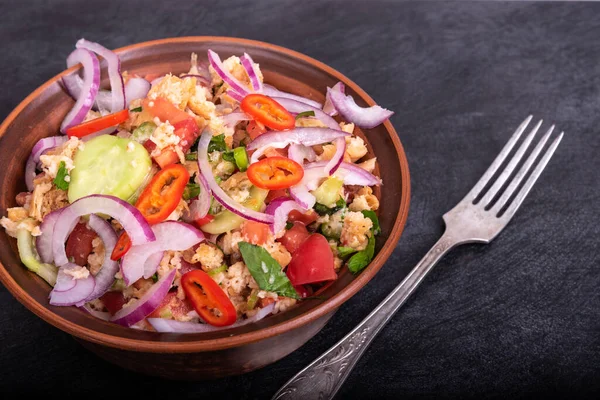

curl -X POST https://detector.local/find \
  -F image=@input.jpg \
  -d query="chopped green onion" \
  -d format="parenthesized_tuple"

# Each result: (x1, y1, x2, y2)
(247, 289, 259, 310)
(151, 273, 159, 283)
(183, 183, 201, 200)
(208, 264, 228, 277)
(132, 121, 157, 141)
(130, 106, 143, 112)
(185, 152, 198, 161)
(295, 111, 315, 119)
(233, 147, 249, 172)
(53, 161, 70, 190)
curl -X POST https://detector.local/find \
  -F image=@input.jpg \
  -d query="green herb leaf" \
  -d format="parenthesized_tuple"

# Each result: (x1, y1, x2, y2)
(208, 134, 228, 153)
(183, 183, 201, 200)
(222, 151, 236, 162)
(130, 106, 143, 112)
(337, 246, 357, 258)
(185, 152, 198, 161)
(151, 273, 159, 283)
(53, 161, 70, 190)
(347, 234, 375, 273)
(285, 222, 294, 230)
(361, 210, 381, 235)
(313, 197, 346, 216)
(238, 241, 299, 299)
(295, 111, 315, 119)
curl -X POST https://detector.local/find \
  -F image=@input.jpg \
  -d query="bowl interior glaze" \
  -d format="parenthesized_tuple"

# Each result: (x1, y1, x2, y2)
(0, 37, 410, 353)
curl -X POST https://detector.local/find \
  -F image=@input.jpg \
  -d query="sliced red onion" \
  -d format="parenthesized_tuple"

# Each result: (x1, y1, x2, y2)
(76, 39, 126, 113)
(52, 195, 155, 267)
(148, 302, 275, 333)
(198, 129, 274, 224)
(36, 210, 63, 263)
(290, 161, 381, 209)
(61, 75, 112, 115)
(85, 214, 118, 301)
(111, 268, 176, 326)
(180, 74, 210, 86)
(272, 97, 345, 175)
(222, 112, 251, 127)
(323, 82, 345, 116)
(80, 303, 110, 321)
(151, 76, 164, 86)
(49, 263, 95, 306)
(141, 251, 164, 279)
(288, 144, 316, 165)
(26, 136, 68, 191)
(262, 84, 322, 109)
(81, 127, 117, 142)
(327, 87, 394, 129)
(121, 221, 205, 285)
(247, 127, 349, 163)
(265, 197, 307, 234)
(125, 77, 151, 107)
(226, 89, 244, 103)
(60, 49, 100, 133)
(187, 173, 211, 221)
(207, 49, 250, 96)
(240, 53, 262, 92)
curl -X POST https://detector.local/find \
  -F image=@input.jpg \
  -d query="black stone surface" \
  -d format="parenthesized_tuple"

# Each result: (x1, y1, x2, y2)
(0, 1, 598, 398)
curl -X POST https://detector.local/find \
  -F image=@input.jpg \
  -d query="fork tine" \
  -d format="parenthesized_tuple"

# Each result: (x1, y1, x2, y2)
(466, 115, 533, 202)
(500, 131, 564, 220)
(479, 119, 543, 207)
(491, 124, 555, 214)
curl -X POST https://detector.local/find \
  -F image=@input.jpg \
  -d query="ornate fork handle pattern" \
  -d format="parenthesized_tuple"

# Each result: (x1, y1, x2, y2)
(272, 232, 458, 400)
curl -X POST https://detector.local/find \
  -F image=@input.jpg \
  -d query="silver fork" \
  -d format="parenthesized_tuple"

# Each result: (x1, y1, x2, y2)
(272, 116, 564, 400)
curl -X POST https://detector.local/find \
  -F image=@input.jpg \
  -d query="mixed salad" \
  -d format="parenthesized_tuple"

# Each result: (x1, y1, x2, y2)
(1, 39, 393, 332)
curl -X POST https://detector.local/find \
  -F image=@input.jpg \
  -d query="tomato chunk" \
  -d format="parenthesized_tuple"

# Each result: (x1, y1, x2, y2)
(100, 291, 126, 315)
(265, 189, 288, 204)
(241, 220, 270, 245)
(288, 209, 319, 226)
(241, 94, 295, 131)
(286, 234, 337, 285)
(278, 221, 310, 254)
(246, 120, 267, 140)
(65, 223, 97, 266)
(181, 270, 237, 327)
(148, 291, 195, 320)
(247, 157, 304, 190)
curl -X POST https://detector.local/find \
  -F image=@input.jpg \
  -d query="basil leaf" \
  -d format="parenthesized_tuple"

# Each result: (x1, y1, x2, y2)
(313, 197, 346, 216)
(130, 106, 143, 112)
(337, 246, 357, 258)
(361, 210, 381, 235)
(208, 134, 228, 153)
(239, 241, 299, 299)
(347, 234, 375, 273)
(183, 183, 201, 200)
(295, 111, 315, 119)
(222, 151, 236, 162)
(53, 161, 70, 190)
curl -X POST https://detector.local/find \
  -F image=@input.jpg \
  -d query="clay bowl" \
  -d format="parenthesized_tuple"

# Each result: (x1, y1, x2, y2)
(0, 37, 410, 379)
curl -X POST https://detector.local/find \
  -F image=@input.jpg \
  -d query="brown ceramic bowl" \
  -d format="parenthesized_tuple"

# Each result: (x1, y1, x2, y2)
(0, 37, 410, 379)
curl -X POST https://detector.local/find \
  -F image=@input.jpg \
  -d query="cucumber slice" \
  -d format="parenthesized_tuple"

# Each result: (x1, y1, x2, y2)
(200, 186, 269, 235)
(17, 228, 57, 286)
(68, 135, 152, 203)
(311, 176, 344, 208)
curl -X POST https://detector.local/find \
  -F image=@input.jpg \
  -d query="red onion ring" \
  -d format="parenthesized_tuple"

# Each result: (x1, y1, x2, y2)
(207, 49, 250, 97)
(148, 302, 275, 333)
(222, 111, 251, 127)
(265, 197, 307, 234)
(85, 214, 119, 301)
(80, 304, 110, 321)
(288, 144, 316, 165)
(25, 136, 68, 191)
(76, 39, 126, 113)
(124, 77, 151, 107)
(120, 221, 205, 285)
(52, 195, 155, 267)
(327, 86, 394, 129)
(246, 127, 349, 163)
(49, 263, 96, 306)
(110, 268, 176, 326)
(187, 173, 211, 221)
(198, 129, 274, 224)
(262, 84, 322, 109)
(226, 89, 244, 103)
(323, 82, 345, 116)
(241, 53, 262, 92)
(60, 49, 100, 133)
(36, 210, 62, 263)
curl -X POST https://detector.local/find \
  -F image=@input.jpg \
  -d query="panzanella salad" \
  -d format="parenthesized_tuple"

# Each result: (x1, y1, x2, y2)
(1, 39, 392, 332)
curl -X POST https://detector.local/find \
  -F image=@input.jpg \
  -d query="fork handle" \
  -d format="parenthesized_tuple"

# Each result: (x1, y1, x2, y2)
(272, 232, 458, 400)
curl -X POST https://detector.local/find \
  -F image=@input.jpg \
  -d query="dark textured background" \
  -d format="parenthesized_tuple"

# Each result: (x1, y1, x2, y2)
(1, 0, 599, 398)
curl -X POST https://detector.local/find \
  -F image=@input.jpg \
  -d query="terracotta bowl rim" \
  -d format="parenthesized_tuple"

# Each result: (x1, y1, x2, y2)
(0, 36, 410, 353)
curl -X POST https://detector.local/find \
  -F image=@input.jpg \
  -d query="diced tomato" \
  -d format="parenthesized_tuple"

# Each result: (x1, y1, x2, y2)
(194, 214, 215, 227)
(246, 120, 267, 140)
(100, 291, 126, 315)
(286, 234, 337, 286)
(278, 221, 310, 254)
(241, 94, 295, 131)
(294, 285, 311, 299)
(288, 209, 319, 225)
(65, 223, 97, 266)
(148, 291, 195, 320)
(264, 147, 288, 158)
(143, 97, 191, 124)
(259, 297, 276, 308)
(144, 115, 200, 168)
(265, 189, 288, 204)
(241, 221, 270, 245)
